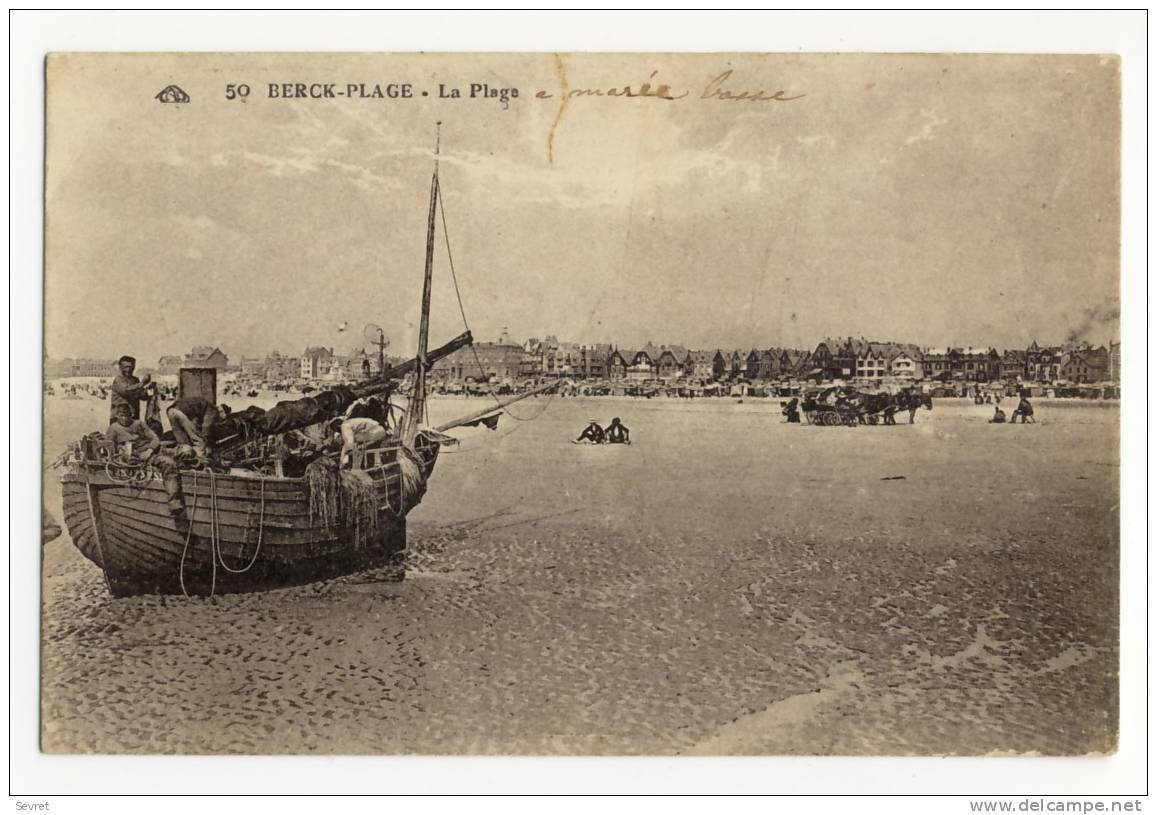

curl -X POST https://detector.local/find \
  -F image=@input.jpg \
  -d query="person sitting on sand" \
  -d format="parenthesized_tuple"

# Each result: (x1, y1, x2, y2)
(1010, 394, 1035, 424)
(990, 405, 1006, 424)
(605, 417, 631, 445)
(574, 419, 605, 444)
(782, 398, 801, 423)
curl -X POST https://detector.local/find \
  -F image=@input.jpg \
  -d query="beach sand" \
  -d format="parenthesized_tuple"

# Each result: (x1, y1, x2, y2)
(40, 392, 1119, 755)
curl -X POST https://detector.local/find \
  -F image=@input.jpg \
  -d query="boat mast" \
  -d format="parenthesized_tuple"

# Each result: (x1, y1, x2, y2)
(404, 122, 441, 445)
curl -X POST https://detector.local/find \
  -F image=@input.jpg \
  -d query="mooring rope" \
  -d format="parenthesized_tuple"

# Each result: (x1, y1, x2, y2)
(214, 474, 266, 574)
(178, 476, 201, 599)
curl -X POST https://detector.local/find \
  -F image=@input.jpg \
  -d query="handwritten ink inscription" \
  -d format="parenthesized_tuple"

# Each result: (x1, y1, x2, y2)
(534, 71, 804, 104)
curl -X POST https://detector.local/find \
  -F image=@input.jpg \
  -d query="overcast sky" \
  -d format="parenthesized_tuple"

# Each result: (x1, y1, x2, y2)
(46, 53, 1120, 362)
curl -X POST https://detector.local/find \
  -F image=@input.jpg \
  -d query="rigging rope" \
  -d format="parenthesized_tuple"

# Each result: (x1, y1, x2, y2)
(436, 176, 558, 424)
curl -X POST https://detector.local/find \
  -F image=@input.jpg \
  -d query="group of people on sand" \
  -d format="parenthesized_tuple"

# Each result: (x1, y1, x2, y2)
(573, 417, 631, 445)
(990, 393, 1035, 424)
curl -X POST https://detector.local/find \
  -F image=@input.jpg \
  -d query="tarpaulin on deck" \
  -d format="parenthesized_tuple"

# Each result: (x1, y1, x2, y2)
(258, 386, 358, 436)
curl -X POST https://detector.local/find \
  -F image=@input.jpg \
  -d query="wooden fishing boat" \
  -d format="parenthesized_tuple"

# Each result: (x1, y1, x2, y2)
(60, 436, 437, 596)
(58, 125, 550, 597)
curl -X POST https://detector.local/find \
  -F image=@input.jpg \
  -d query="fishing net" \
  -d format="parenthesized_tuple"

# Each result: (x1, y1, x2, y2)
(304, 456, 383, 548)
(397, 445, 427, 505)
(305, 457, 341, 529)
(340, 470, 380, 548)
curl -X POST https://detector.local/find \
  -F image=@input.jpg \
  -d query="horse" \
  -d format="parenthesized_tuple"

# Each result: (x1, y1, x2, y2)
(897, 390, 933, 423)
(855, 392, 899, 425)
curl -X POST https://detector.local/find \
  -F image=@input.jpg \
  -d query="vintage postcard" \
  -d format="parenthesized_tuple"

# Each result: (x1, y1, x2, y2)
(42, 52, 1120, 756)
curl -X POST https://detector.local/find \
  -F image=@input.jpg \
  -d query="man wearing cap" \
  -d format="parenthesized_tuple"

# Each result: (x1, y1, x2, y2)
(109, 355, 155, 425)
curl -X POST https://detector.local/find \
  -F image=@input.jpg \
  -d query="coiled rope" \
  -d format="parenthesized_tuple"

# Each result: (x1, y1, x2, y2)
(105, 455, 152, 485)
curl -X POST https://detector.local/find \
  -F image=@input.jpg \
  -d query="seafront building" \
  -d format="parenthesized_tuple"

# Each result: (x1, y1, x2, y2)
(45, 333, 1120, 390)
(430, 341, 525, 383)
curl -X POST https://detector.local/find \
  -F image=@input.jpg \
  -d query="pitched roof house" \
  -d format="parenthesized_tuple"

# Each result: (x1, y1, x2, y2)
(184, 346, 229, 369)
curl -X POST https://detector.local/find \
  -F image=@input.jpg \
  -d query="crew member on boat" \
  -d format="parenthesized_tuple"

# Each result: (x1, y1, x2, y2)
(107, 403, 186, 516)
(109, 355, 155, 424)
(345, 395, 395, 430)
(167, 396, 230, 457)
(107, 402, 163, 459)
(339, 416, 389, 468)
(605, 417, 631, 445)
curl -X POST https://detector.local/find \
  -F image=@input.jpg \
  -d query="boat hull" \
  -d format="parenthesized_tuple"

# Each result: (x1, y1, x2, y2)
(60, 443, 436, 596)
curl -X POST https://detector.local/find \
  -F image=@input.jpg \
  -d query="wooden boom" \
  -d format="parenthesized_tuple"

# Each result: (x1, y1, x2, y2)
(434, 380, 560, 433)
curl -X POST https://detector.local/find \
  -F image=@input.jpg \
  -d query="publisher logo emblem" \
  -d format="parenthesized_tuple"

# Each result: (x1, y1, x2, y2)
(155, 85, 190, 104)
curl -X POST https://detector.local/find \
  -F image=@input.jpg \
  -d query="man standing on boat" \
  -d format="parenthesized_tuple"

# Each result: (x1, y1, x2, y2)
(109, 355, 155, 425)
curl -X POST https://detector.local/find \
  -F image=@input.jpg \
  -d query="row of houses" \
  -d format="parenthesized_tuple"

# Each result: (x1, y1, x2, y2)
(170, 346, 396, 382)
(267, 347, 394, 382)
(805, 338, 1117, 384)
(44, 346, 232, 378)
(46, 337, 1122, 386)
(44, 358, 124, 378)
(429, 336, 1121, 386)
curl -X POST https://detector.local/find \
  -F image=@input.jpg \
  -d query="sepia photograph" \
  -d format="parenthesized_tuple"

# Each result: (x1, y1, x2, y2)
(18, 14, 1141, 797)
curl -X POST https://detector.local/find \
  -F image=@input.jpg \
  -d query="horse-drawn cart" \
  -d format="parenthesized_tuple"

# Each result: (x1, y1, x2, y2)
(801, 387, 933, 426)
(803, 402, 860, 426)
